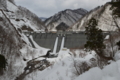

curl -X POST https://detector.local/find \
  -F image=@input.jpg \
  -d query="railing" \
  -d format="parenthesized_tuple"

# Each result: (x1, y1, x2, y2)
(23, 30, 118, 36)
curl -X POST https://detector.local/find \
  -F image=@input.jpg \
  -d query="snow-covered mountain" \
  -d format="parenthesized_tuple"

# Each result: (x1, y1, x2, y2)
(2, 0, 45, 32)
(40, 17, 47, 21)
(44, 8, 88, 31)
(1, 0, 120, 80)
(0, 0, 48, 79)
(72, 3, 120, 31)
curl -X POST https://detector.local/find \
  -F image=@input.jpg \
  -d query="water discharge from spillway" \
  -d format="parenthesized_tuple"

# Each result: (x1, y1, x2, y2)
(53, 37, 58, 54)
(60, 36, 65, 50)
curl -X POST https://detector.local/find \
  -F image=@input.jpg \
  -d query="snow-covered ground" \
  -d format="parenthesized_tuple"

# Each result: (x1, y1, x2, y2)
(75, 59, 120, 80)
(22, 48, 120, 80)
(23, 49, 98, 80)
(20, 35, 50, 61)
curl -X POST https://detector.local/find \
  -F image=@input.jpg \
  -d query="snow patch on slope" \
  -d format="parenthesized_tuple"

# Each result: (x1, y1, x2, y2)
(24, 49, 97, 80)
(3, 0, 45, 32)
(72, 3, 120, 31)
(7, 1, 18, 11)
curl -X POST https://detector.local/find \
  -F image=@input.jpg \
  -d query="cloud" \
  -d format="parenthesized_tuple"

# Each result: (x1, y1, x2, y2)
(15, 0, 111, 17)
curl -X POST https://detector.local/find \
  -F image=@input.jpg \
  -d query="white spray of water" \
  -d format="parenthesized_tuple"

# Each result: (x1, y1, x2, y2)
(53, 37, 58, 54)
(60, 36, 65, 50)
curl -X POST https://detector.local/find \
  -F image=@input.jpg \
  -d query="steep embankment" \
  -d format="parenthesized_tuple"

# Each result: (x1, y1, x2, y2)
(0, 7, 24, 80)
(0, 0, 48, 80)
(3, 1, 46, 32)
(72, 3, 120, 31)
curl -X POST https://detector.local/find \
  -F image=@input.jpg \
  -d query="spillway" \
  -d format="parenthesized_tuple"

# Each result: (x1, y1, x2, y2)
(60, 36, 65, 50)
(53, 37, 58, 54)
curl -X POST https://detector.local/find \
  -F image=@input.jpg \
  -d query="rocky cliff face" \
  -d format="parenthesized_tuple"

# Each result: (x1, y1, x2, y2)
(44, 8, 88, 31)
(0, 0, 46, 79)
(0, 5, 23, 80)
(3, 0, 45, 32)
(72, 3, 120, 31)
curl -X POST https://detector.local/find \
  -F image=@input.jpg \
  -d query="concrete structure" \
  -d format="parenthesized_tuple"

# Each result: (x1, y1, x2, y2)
(24, 31, 118, 53)
(31, 32, 87, 52)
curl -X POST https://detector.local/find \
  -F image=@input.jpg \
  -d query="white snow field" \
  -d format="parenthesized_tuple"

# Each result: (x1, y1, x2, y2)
(20, 47, 120, 80)
(75, 60, 120, 80)
(23, 50, 99, 80)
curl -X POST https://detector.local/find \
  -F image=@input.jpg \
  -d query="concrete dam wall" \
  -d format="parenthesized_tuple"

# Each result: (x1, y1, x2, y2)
(31, 32, 87, 52)
(24, 31, 116, 53)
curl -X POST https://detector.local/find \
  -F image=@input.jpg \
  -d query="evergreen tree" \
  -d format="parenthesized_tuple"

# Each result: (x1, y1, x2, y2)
(110, 0, 120, 31)
(85, 18, 113, 60)
(111, 0, 120, 17)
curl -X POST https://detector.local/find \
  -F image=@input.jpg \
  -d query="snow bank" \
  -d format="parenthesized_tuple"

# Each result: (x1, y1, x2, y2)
(24, 49, 72, 80)
(23, 49, 98, 80)
(114, 51, 120, 60)
(75, 60, 120, 80)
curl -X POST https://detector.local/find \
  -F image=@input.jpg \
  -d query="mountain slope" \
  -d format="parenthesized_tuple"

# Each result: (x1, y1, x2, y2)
(40, 17, 47, 21)
(56, 22, 69, 31)
(0, 0, 48, 80)
(72, 3, 120, 31)
(3, 1, 46, 32)
(44, 8, 88, 31)
(0, 6, 24, 80)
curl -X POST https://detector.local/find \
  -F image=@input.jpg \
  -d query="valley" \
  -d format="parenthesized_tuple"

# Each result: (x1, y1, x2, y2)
(0, 0, 120, 80)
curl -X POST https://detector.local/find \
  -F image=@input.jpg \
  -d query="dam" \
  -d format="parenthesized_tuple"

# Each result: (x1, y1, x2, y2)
(25, 31, 87, 53)
(24, 31, 113, 53)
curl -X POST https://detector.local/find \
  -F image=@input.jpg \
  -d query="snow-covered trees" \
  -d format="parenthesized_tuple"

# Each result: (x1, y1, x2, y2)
(111, 0, 120, 2)
(111, 1, 120, 17)
(17, 6, 44, 29)
(110, 0, 120, 31)
(0, 0, 7, 9)
(8, 0, 15, 4)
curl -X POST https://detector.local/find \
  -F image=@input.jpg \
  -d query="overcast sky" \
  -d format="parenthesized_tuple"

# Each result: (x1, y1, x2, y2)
(15, 0, 111, 18)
